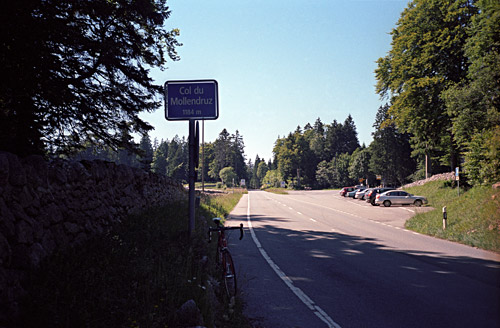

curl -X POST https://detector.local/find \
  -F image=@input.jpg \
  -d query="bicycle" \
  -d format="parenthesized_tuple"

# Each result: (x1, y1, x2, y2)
(208, 218, 244, 298)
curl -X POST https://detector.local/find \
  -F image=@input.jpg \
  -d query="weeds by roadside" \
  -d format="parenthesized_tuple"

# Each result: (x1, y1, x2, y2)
(16, 191, 251, 328)
(405, 181, 500, 252)
(199, 191, 245, 220)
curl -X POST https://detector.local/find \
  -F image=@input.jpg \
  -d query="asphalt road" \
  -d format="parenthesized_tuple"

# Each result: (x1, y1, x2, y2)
(226, 190, 500, 328)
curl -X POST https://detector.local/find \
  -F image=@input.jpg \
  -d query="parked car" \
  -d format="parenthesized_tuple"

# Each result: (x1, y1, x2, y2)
(354, 188, 370, 200)
(340, 187, 355, 197)
(375, 190, 428, 207)
(348, 187, 366, 198)
(365, 187, 394, 205)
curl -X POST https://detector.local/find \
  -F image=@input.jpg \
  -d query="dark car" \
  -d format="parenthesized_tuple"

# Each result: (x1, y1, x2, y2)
(365, 187, 394, 205)
(340, 187, 355, 197)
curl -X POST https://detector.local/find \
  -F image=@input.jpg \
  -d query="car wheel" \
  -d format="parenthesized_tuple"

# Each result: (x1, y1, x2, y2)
(414, 200, 423, 207)
(383, 200, 391, 207)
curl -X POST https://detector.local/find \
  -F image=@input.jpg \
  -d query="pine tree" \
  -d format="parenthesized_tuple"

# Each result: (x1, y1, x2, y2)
(151, 140, 168, 175)
(138, 134, 154, 171)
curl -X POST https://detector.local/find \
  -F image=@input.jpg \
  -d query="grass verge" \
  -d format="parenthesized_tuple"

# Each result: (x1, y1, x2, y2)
(404, 181, 500, 252)
(17, 191, 250, 328)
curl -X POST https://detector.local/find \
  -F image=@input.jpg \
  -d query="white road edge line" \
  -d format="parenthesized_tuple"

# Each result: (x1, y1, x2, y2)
(246, 193, 341, 328)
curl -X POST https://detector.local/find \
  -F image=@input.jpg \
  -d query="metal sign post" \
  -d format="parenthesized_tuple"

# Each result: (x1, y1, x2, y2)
(202, 120, 205, 192)
(164, 80, 218, 237)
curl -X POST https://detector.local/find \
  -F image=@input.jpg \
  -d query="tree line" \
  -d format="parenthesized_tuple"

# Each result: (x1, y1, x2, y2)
(68, 108, 417, 190)
(72, 128, 256, 187)
(246, 0, 500, 189)
(2, 0, 497, 188)
(265, 112, 416, 189)
(263, 0, 498, 189)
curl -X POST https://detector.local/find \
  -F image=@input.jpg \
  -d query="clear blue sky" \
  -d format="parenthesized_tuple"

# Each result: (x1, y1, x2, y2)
(142, 0, 409, 163)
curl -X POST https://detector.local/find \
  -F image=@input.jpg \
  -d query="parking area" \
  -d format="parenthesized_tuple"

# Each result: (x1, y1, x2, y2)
(334, 191, 435, 228)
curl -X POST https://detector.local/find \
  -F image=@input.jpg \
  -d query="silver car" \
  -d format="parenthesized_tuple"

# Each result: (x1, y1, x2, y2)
(374, 190, 428, 207)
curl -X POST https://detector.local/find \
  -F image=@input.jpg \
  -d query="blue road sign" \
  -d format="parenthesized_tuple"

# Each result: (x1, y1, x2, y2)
(164, 80, 218, 120)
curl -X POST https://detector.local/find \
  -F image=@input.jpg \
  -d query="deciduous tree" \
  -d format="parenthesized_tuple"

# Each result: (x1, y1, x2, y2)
(219, 167, 237, 187)
(375, 0, 477, 171)
(442, 0, 500, 184)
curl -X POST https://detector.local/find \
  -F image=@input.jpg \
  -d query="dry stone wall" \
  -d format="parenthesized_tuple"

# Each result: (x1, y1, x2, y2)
(402, 172, 455, 189)
(0, 151, 187, 321)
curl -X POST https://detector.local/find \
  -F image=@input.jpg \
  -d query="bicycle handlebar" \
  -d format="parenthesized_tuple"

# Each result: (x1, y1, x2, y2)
(208, 223, 244, 242)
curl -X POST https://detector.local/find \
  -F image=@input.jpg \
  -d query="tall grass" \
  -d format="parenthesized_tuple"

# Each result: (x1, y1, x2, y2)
(262, 187, 288, 195)
(405, 181, 500, 252)
(17, 191, 249, 328)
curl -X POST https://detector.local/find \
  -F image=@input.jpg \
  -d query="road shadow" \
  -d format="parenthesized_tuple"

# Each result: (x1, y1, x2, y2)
(227, 213, 500, 328)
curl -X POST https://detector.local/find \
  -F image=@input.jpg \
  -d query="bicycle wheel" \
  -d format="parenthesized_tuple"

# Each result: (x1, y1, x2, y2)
(222, 250, 237, 298)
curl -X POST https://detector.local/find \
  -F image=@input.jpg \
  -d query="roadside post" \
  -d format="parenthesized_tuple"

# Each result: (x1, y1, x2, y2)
(455, 167, 460, 196)
(164, 80, 219, 237)
(442, 206, 447, 230)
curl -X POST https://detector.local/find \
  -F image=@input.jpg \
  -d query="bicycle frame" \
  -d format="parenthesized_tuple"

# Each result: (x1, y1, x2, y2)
(208, 218, 243, 298)
(208, 218, 243, 245)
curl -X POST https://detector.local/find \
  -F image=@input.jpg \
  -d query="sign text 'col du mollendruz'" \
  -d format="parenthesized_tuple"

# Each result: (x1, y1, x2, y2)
(164, 80, 219, 120)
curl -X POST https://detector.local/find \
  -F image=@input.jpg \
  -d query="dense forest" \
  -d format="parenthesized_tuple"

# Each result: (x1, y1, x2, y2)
(70, 111, 414, 189)
(71, 129, 256, 186)
(266, 112, 416, 189)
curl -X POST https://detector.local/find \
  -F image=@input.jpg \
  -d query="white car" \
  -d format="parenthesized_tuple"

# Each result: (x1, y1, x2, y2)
(354, 188, 369, 200)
